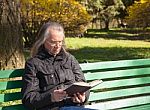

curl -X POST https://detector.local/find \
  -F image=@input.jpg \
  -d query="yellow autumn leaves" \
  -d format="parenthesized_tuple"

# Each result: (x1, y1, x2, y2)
(21, 0, 92, 34)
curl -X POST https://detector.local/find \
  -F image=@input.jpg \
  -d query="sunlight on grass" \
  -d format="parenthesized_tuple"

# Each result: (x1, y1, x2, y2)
(111, 32, 139, 36)
(65, 37, 150, 63)
(88, 31, 138, 36)
(65, 37, 150, 49)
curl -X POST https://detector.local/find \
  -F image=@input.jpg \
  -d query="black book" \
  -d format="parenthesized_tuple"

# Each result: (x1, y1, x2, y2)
(64, 79, 103, 96)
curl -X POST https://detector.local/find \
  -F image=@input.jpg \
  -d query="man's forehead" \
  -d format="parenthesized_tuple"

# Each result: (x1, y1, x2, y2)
(47, 35, 64, 41)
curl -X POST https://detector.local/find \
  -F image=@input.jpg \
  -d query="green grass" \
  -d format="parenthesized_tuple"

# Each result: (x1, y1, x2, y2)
(24, 28, 150, 63)
(65, 37, 150, 63)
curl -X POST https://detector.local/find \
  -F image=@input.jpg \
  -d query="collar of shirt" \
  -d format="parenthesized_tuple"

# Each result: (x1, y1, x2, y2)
(36, 45, 67, 61)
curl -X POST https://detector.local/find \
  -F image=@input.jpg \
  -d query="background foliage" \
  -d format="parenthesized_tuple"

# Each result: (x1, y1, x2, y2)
(84, 0, 125, 29)
(21, 0, 92, 47)
(126, 0, 150, 28)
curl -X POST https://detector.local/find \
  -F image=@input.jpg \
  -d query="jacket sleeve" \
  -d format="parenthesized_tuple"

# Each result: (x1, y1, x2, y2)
(70, 55, 90, 104)
(21, 59, 54, 110)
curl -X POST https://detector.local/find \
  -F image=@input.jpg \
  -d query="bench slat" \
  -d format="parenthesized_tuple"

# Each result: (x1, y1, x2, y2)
(85, 96, 150, 110)
(0, 80, 23, 91)
(89, 86, 150, 102)
(118, 104, 150, 110)
(80, 58, 150, 71)
(0, 92, 22, 102)
(91, 77, 150, 90)
(0, 69, 24, 79)
(0, 104, 26, 110)
(84, 67, 150, 80)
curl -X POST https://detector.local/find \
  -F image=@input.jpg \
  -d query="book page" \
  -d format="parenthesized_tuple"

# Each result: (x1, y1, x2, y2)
(88, 79, 103, 87)
(73, 81, 90, 87)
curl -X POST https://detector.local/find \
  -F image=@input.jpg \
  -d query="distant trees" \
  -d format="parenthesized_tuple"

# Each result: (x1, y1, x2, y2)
(126, 0, 150, 28)
(116, 0, 134, 28)
(121, 0, 134, 7)
(85, 0, 125, 30)
(0, 0, 25, 70)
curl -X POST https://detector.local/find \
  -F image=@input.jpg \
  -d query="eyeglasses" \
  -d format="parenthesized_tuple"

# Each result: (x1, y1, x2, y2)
(46, 40, 63, 46)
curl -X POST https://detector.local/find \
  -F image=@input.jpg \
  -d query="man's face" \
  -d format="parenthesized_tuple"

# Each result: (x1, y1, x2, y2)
(44, 30, 64, 55)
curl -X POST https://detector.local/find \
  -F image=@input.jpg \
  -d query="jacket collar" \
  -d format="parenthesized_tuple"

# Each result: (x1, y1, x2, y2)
(36, 45, 67, 61)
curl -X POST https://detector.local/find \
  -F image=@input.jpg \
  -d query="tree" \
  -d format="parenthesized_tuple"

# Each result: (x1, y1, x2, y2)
(121, 0, 134, 7)
(21, 0, 92, 48)
(0, 0, 25, 70)
(86, 0, 125, 30)
(126, 0, 150, 28)
(115, 0, 135, 27)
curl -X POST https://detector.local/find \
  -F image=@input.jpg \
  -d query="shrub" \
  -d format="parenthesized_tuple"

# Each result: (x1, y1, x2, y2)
(21, 0, 92, 47)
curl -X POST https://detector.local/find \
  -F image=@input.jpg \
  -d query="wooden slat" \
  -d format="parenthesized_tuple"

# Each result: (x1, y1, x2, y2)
(118, 104, 150, 110)
(84, 67, 150, 80)
(91, 77, 150, 90)
(85, 96, 150, 110)
(80, 58, 150, 71)
(0, 92, 22, 102)
(0, 104, 26, 110)
(88, 86, 150, 102)
(0, 80, 23, 91)
(0, 69, 24, 79)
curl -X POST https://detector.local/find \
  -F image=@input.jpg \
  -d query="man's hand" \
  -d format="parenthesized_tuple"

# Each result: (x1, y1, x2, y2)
(51, 89, 67, 102)
(72, 92, 86, 103)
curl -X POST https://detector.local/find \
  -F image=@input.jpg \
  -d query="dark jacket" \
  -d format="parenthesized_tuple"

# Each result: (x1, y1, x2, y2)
(21, 47, 89, 110)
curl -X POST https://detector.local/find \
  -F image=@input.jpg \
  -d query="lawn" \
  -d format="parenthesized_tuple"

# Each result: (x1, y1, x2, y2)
(65, 28, 150, 63)
(66, 37, 150, 63)
(24, 28, 150, 63)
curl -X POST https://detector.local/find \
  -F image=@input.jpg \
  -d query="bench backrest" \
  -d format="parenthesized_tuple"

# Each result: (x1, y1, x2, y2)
(81, 58, 150, 110)
(0, 69, 25, 110)
(0, 58, 150, 110)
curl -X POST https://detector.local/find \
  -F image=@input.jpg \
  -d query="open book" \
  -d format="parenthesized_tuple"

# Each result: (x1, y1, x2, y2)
(64, 79, 103, 96)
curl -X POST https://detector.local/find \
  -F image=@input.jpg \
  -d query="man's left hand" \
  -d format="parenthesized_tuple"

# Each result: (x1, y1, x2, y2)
(72, 92, 86, 103)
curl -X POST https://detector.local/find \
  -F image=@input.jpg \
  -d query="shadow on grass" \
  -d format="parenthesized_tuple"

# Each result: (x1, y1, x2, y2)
(23, 46, 150, 63)
(68, 47, 150, 63)
(87, 28, 150, 33)
(85, 29, 150, 41)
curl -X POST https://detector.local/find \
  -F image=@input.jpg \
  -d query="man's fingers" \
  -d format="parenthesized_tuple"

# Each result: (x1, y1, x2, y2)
(53, 89, 67, 102)
(72, 92, 86, 103)
(72, 94, 81, 103)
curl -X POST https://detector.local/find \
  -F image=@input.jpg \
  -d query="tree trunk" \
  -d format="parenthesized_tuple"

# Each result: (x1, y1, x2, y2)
(104, 19, 109, 30)
(0, 0, 25, 70)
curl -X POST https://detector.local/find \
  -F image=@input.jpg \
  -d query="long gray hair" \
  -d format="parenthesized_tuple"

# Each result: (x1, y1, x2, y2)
(31, 22, 65, 57)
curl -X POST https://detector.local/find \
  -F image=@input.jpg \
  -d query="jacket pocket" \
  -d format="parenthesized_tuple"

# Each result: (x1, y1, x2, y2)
(38, 67, 56, 88)
(62, 64, 75, 82)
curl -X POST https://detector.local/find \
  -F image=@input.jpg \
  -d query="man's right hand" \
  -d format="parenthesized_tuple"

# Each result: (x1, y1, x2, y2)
(51, 89, 67, 102)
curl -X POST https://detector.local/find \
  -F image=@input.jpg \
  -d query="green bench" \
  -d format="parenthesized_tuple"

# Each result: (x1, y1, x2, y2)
(0, 58, 150, 110)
